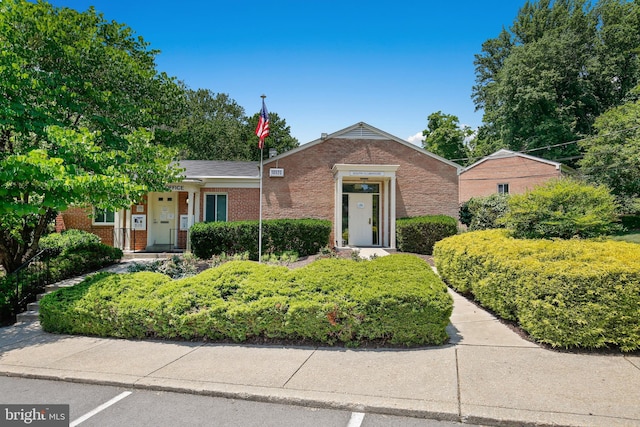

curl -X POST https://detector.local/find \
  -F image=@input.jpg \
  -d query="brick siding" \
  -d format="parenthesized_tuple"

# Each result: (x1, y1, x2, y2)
(459, 156, 562, 203)
(262, 137, 459, 243)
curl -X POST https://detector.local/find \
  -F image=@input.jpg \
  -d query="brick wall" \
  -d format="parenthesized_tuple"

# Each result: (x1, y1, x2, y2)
(130, 199, 148, 251)
(57, 207, 115, 246)
(177, 191, 188, 248)
(200, 187, 260, 222)
(262, 137, 460, 243)
(459, 156, 562, 202)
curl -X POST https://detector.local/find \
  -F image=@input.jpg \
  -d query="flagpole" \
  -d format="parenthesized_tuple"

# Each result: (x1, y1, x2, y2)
(258, 94, 266, 263)
(258, 146, 264, 263)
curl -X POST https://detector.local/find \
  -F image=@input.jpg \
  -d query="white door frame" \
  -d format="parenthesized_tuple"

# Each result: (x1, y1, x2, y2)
(148, 192, 177, 249)
(332, 164, 399, 249)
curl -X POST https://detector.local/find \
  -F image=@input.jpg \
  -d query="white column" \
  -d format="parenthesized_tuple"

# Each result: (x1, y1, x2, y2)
(334, 175, 343, 247)
(113, 209, 124, 250)
(187, 191, 195, 227)
(187, 190, 195, 252)
(194, 189, 201, 224)
(124, 208, 132, 251)
(390, 176, 397, 249)
(383, 180, 390, 247)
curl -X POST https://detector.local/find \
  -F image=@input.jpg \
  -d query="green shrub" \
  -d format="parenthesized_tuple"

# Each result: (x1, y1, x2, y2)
(190, 219, 331, 260)
(620, 215, 640, 231)
(0, 230, 121, 325)
(40, 255, 453, 347)
(434, 230, 640, 351)
(502, 178, 623, 239)
(48, 244, 123, 283)
(396, 215, 458, 255)
(39, 229, 102, 258)
(459, 194, 510, 230)
(127, 254, 199, 279)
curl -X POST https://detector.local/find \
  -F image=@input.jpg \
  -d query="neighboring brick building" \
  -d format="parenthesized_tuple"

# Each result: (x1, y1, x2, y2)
(57, 122, 461, 251)
(458, 149, 572, 203)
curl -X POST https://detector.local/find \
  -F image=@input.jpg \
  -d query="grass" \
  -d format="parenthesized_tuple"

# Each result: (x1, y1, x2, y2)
(609, 231, 640, 244)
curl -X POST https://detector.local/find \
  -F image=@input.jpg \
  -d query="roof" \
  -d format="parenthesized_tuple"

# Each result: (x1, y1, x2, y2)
(177, 160, 259, 179)
(264, 122, 462, 170)
(460, 149, 573, 175)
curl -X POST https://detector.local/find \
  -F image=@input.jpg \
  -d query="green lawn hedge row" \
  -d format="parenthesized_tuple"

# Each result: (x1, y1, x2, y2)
(39, 254, 453, 347)
(190, 219, 331, 260)
(433, 230, 640, 351)
(396, 215, 458, 255)
(0, 230, 122, 325)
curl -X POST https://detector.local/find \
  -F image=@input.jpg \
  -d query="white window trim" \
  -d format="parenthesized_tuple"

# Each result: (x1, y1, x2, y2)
(92, 207, 116, 226)
(497, 183, 509, 194)
(204, 193, 228, 222)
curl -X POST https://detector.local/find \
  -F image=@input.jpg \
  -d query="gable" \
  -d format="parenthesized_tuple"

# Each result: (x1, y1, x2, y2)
(265, 122, 461, 171)
(461, 149, 566, 176)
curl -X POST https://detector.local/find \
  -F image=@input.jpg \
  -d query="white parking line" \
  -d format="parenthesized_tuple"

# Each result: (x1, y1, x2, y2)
(70, 391, 132, 426)
(347, 411, 365, 427)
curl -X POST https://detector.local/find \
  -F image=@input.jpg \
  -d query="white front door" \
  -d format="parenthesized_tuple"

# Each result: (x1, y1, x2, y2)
(348, 193, 373, 246)
(149, 193, 176, 248)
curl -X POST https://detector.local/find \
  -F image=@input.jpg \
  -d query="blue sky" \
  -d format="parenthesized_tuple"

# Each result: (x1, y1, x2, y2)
(47, 1, 524, 145)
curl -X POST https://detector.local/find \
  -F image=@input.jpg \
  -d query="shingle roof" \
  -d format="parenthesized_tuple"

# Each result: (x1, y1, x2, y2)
(460, 149, 573, 175)
(177, 160, 259, 178)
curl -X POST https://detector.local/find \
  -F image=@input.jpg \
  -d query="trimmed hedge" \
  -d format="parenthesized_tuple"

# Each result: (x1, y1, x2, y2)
(39, 229, 102, 258)
(503, 178, 622, 239)
(190, 219, 331, 260)
(0, 230, 122, 325)
(39, 254, 453, 347)
(434, 230, 640, 351)
(396, 215, 458, 255)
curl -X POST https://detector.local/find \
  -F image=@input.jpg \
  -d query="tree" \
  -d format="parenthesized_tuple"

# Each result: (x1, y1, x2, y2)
(471, 0, 640, 164)
(245, 111, 299, 161)
(0, 0, 184, 274)
(459, 194, 510, 231)
(579, 86, 640, 213)
(502, 178, 621, 239)
(422, 111, 471, 163)
(173, 90, 251, 160)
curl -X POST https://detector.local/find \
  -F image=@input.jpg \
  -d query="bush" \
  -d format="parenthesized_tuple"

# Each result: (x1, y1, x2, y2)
(39, 229, 102, 258)
(47, 242, 123, 283)
(396, 215, 458, 255)
(40, 254, 453, 347)
(190, 219, 331, 260)
(459, 194, 510, 230)
(620, 215, 640, 231)
(0, 230, 121, 325)
(502, 178, 623, 239)
(127, 254, 199, 279)
(434, 230, 640, 351)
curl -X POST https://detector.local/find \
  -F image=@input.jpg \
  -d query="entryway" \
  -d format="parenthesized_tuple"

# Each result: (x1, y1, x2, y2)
(148, 192, 177, 251)
(342, 183, 380, 247)
(333, 164, 399, 249)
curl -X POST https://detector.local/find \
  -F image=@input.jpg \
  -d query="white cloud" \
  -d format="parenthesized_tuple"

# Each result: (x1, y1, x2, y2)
(406, 131, 424, 146)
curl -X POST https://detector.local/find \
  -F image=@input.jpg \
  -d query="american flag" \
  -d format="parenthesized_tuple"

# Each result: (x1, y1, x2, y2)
(255, 99, 270, 149)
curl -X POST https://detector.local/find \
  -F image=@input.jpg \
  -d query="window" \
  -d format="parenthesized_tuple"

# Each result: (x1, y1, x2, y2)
(94, 208, 115, 224)
(497, 183, 509, 194)
(205, 194, 227, 222)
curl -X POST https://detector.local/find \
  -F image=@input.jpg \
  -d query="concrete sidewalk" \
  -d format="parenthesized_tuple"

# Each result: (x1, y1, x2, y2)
(1, 288, 639, 426)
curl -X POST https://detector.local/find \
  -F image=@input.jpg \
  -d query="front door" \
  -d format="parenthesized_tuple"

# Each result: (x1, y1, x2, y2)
(348, 193, 373, 246)
(149, 193, 176, 250)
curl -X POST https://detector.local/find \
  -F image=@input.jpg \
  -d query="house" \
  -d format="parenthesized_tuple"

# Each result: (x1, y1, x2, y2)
(458, 149, 573, 203)
(56, 122, 461, 251)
